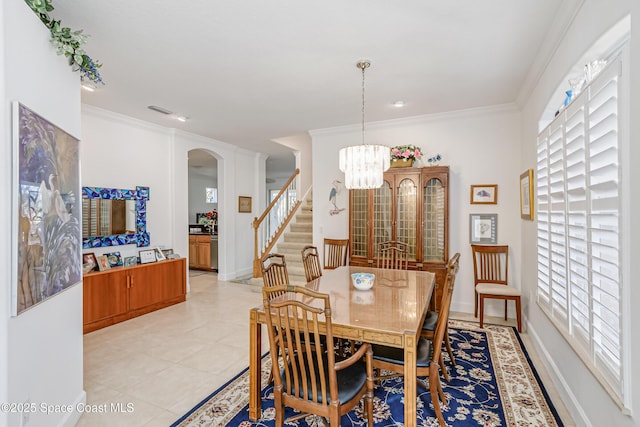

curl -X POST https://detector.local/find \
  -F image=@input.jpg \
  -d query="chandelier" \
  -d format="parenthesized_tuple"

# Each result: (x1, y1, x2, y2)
(338, 60, 390, 189)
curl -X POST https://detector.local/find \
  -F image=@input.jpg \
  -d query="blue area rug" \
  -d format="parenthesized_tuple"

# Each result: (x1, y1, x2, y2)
(172, 320, 565, 426)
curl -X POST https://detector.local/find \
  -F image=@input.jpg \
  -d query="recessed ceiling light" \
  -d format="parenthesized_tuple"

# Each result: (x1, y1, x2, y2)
(147, 105, 173, 115)
(393, 100, 406, 108)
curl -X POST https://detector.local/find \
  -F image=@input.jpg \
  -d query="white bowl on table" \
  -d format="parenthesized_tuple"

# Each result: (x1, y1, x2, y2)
(351, 272, 375, 291)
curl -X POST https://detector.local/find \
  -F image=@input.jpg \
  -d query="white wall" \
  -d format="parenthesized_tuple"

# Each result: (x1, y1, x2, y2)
(273, 133, 313, 197)
(310, 105, 523, 317)
(519, 1, 638, 426)
(2, 2, 84, 426)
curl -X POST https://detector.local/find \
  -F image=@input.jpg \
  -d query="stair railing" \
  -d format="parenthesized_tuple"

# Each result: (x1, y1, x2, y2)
(252, 168, 301, 277)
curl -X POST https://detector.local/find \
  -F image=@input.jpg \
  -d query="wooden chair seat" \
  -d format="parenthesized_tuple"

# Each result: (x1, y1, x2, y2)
(475, 283, 521, 296)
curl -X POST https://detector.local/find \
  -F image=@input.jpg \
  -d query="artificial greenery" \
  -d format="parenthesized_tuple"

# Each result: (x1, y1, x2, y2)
(24, 0, 103, 84)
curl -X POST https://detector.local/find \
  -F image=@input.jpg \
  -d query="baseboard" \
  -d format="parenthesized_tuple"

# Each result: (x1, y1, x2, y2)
(58, 390, 86, 427)
(526, 319, 592, 427)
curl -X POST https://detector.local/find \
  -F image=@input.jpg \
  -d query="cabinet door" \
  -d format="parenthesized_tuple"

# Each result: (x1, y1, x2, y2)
(395, 176, 420, 262)
(83, 270, 128, 324)
(196, 241, 210, 268)
(372, 180, 393, 258)
(349, 188, 371, 263)
(423, 177, 446, 263)
(129, 259, 186, 310)
(189, 240, 197, 267)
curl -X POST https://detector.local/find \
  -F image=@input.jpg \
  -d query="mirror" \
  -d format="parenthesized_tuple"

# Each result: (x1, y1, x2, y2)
(82, 186, 150, 248)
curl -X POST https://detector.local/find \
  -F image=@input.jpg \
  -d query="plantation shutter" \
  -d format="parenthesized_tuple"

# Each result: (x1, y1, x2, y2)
(536, 56, 623, 401)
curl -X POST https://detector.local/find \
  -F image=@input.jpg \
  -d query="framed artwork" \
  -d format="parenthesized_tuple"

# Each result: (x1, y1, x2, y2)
(106, 251, 123, 267)
(154, 247, 166, 261)
(96, 255, 111, 271)
(520, 169, 534, 220)
(469, 214, 497, 244)
(13, 102, 82, 315)
(161, 248, 174, 259)
(139, 249, 157, 264)
(123, 256, 138, 267)
(239, 196, 252, 213)
(82, 253, 98, 274)
(470, 184, 498, 204)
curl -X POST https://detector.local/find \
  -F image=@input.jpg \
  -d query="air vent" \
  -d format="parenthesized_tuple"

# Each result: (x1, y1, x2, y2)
(147, 105, 173, 115)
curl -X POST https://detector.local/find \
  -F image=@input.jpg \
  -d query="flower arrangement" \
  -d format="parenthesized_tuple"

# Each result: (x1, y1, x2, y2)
(24, 0, 104, 84)
(198, 210, 218, 233)
(390, 145, 423, 161)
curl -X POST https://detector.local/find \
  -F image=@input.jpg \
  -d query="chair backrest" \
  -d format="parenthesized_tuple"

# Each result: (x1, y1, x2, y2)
(301, 245, 322, 282)
(261, 254, 289, 299)
(262, 284, 339, 406)
(323, 238, 349, 269)
(431, 261, 455, 362)
(377, 240, 409, 270)
(471, 245, 508, 286)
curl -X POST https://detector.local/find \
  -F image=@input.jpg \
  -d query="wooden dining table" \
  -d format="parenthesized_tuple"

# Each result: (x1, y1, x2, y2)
(248, 265, 435, 427)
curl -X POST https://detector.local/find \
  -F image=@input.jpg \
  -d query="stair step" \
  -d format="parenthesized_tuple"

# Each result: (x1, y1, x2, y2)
(290, 222, 312, 232)
(284, 231, 312, 242)
(295, 212, 312, 223)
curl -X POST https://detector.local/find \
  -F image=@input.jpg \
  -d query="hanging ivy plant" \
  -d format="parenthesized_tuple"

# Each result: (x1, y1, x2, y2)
(24, 0, 103, 84)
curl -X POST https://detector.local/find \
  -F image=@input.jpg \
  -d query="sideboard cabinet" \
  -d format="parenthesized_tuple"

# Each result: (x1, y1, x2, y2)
(83, 257, 186, 333)
(348, 166, 449, 309)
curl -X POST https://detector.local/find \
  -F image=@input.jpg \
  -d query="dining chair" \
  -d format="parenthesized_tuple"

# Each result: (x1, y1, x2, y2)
(370, 266, 455, 426)
(262, 284, 374, 426)
(261, 253, 290, 298)
(301, 245, 322, 282)
(471, 244, 522, 332)
(421, 252, 460, 381)
(323, 238, 349, 269)
(377, 240, 409, 270)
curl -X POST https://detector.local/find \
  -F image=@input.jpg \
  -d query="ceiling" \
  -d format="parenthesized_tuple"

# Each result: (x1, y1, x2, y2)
(53, 0, 568, 171)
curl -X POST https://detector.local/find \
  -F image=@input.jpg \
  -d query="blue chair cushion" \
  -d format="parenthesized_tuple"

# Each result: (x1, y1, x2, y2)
(371, 338, 433, 369)
(281, 354, 367, 404)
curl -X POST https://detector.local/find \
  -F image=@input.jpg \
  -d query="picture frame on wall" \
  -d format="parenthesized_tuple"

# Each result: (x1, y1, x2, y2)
(239, 196, 252, 213)
(139, 249, 157, 264)
(469, 213, 497, 244)
(470, 184, 498, 204)
(520, 169, 534, 220)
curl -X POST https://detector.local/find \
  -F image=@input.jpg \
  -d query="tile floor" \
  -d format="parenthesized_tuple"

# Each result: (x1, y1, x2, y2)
(78, 271, 574, 426)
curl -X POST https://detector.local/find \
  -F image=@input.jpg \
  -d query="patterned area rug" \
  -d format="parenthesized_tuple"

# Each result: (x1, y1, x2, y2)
(171, 320, 564, 426)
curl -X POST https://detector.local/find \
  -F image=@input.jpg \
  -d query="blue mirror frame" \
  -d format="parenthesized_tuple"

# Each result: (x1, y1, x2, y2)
(82, 185, 150, 248)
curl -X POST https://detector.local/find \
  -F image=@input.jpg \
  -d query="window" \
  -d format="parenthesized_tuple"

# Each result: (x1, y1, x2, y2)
(536, 54, 627, 406)
(206, 187, 217, 203)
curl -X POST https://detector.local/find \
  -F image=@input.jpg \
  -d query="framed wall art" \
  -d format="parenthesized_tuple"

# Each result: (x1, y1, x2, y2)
(139, 249, 157, 264)
(470, 184, 498, 204)
(520, 169, 534, 220)
(469, 213, 497, 244)
(12, 102, 82, 315)
(239, 196, 252, 213)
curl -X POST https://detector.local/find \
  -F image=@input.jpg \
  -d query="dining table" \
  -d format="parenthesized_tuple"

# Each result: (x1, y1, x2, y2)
(248, 265, 435, 427)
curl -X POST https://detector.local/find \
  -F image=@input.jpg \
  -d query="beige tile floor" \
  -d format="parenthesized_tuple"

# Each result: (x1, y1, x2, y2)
(78, 271, 574, 426)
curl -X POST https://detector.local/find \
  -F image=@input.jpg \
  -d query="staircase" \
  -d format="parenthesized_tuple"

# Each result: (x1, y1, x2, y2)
(274, 192, 313, 284)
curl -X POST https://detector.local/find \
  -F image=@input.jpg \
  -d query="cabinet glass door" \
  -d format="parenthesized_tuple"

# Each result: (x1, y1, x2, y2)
(373, 182, 392, 256)
(350, 189, 369, 257)
(396, 178, 418, 261)
(423, 178, 445, 261)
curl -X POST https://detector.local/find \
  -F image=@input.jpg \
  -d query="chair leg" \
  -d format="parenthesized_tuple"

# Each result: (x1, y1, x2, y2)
(474, 290, 478, 318)
(504, 299, 508, 320)
(479, 295, 485, 329)
(516, 296, 522, 332)
(445, 330, 456, 366)
(429, 362, 446, 426)
(439, 353, 450, 382)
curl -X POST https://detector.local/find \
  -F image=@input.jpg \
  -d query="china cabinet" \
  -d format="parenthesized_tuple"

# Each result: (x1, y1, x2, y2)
(348, 166, 449, 309)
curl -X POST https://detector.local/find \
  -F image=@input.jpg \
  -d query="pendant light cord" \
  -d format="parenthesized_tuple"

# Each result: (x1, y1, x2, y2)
(357, 60, 370, 146)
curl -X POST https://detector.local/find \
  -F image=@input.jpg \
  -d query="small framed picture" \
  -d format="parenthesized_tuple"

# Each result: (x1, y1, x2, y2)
(105, 251, 123, 267)
(161, 248, 174, 259)
(469, 214, 497, 244)
(154, 247, 166, 261)
(82, 253, 98, 274)
(470, 184, 498, 204)
(123, 256, 138, 267)
(238, 196, 252, 213)
(96, 255, 112, 271)
(139, 249, 157, 264)
(520, 169, 534, 220)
